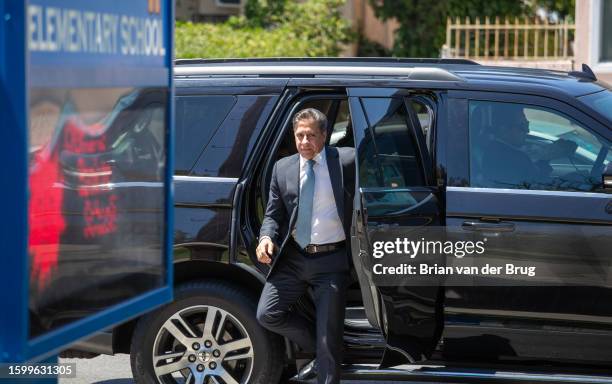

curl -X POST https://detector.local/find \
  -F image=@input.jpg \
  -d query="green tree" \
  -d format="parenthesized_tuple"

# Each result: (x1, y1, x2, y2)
(244, 0, 288, 27)
(448, 0, 526, 20)
(370, 0, 574, 57)
(533, 0, 575, 19)
(368, 0, 445, 57)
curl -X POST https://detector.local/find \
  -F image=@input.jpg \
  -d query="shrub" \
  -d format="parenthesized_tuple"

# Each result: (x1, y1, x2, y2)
(175, 0, 351, 58)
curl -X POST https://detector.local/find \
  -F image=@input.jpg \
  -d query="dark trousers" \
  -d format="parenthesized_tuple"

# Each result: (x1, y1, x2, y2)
(256, 242, 348, 384)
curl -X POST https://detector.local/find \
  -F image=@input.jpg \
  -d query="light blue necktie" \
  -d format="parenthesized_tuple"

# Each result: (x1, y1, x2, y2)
(295, 159, 315, 248)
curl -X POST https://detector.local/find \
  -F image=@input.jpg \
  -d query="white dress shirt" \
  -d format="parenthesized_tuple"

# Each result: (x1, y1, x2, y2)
(293, 149, 345, 245)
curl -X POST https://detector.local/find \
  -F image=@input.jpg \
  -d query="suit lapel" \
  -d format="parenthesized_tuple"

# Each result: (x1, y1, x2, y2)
(285, 154, 300, 220)
(325, 146, 344, 225)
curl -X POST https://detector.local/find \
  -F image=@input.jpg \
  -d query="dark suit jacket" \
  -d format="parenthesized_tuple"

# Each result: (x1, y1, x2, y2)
(260, 146, 355, 276)
(481, 139, 539, 188)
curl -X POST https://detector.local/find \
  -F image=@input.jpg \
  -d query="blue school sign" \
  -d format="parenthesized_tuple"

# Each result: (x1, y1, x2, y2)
(0, 0, 174, 366)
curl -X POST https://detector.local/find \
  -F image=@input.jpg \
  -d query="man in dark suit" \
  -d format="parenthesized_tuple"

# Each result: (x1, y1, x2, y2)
(480, 103, 576, 189)
(256, 108, 355, 384)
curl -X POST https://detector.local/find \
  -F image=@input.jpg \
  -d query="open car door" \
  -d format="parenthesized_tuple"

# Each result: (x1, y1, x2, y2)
(348, 88, 444, 367)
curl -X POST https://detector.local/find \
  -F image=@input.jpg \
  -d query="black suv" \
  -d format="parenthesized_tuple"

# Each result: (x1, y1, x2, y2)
(69, 58, 612, 384)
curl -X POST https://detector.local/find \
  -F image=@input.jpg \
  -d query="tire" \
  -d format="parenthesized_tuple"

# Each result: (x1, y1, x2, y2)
(130, 280, 284, 384)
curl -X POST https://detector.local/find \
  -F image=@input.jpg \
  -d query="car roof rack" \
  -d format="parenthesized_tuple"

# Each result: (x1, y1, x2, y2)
(174, 57, 480, 66)
(569, 63, 598, 81)
(174, 58, 473, 81)
(174, 64, 464, 81)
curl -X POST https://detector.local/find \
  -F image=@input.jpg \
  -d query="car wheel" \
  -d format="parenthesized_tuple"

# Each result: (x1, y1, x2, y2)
(130, 280, 284, 384)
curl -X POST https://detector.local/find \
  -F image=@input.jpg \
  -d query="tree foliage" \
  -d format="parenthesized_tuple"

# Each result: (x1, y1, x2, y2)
(370, 0, 575, 57)
(447, 0, 527, 20)
(175, 0, 351, 58)
(532, 0, 575, 19)
(244, 0, 288, 27)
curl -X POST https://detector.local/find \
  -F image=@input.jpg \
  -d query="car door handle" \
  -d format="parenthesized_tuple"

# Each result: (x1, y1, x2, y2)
(606, 201, 612, 214)
(462, 221, 515, 232)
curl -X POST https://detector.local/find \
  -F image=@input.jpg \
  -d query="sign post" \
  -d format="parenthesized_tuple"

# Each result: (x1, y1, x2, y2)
(0, 0, 174, 381)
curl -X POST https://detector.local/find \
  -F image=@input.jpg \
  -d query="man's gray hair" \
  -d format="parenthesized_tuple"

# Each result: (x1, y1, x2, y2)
(292, 108, 328, 134)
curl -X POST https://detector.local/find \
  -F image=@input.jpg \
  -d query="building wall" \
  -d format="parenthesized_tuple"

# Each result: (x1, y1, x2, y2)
(175, 0, 242, 22)
(575, 0, 612, 84)
(574, 0, 591, 67)
(474, 59, 574, 71)
(339, 0, 398, 56)
(198, 0, 242, 16)
(358, 0, 397, 50)
(354, 0, 398, 50)
(176, 0, 199, 21)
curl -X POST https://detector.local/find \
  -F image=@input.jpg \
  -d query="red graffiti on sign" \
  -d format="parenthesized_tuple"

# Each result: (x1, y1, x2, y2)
(29, 144, 66, 289)
(62, 118, 117, 238)
(29, 116, 118, 290)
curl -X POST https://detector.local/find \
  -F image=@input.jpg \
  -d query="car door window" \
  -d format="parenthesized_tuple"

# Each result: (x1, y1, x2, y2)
(410, 98, 434, 151)
(329, 99, 353, 147)
(469, 100, 612, 192)
(360, 98, 425, 188)
(359, 98, 426, 216)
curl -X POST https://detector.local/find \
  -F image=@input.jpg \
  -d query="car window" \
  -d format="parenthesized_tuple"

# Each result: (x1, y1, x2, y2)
(329, 99, 352, 147)
(110, 102, 166, 181)
(469, 100, 612, 192)
(174, 95, 236, 173)
(191, 95, 279, 177)
(359, 97, 425, 188)
(579, 90, 612, 122)
(410, 98, 434, 151)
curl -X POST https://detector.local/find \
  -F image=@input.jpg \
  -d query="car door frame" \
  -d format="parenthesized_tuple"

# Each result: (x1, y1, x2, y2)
(348, 87, 445, 366)
(443, 89, 612, 364)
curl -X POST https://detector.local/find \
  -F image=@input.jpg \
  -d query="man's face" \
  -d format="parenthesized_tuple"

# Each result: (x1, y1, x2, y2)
(294, 118, 326, 160)
(507, 118, 529, 147)
(499, 113, 529, 147)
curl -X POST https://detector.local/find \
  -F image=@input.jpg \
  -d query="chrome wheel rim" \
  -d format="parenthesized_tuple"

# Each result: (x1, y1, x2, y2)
(152, 305, 254, 384)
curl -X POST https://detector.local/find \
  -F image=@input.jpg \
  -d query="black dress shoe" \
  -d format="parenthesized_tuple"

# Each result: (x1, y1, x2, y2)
(293, 359, 317, 381)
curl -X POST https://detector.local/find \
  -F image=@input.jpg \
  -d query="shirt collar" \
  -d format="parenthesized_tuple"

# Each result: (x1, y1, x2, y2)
(300, 147, 326, 169)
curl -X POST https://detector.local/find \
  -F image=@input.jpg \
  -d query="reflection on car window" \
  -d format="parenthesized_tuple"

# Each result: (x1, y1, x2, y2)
(410, 99, 433, 151)
(359, 98, 424, 188)
(111, 102, 166, 181)
(329, 99, 352, 147)
(469, 100, 611, 192)
(28, 88, 168, 336)
(579, 90, 612, 122)
(174, 95, 236, 173)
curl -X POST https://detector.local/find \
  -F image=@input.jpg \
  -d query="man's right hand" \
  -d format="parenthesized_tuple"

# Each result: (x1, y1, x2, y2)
(539, 139, 578, 161)
(256, 238, 275, 264)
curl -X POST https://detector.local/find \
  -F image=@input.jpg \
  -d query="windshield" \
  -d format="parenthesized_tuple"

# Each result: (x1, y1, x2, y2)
(579, 89, 612, 122)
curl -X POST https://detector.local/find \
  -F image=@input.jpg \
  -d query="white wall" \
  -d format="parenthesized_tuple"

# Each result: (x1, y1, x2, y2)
(575, 0, 612, 84)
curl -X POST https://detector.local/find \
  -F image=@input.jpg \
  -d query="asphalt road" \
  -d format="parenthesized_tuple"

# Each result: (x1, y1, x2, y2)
(59, 354, 435, 384)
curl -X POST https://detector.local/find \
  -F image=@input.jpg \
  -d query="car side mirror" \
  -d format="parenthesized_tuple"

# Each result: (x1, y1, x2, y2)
(603, 163, 612, 192)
